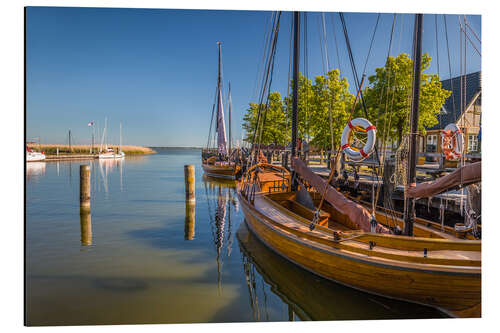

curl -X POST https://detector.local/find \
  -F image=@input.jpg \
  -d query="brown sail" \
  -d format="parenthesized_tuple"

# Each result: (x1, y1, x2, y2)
(406, 162, 481, 198)
(291, 157, 389, 233)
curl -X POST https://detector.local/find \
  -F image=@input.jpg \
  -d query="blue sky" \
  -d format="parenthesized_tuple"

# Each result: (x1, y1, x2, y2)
(26, 7, 481, 147)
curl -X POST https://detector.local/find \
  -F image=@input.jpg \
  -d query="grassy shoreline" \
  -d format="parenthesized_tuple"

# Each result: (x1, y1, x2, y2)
(27, 144, 156, 155)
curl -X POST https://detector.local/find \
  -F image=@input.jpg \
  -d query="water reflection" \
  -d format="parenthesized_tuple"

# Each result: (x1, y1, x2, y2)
(203, 175, 237, 295)
(184, 201, 195, 240)
(236, 223, 444, 321)
(26, 162, 46, 182)
(80, 209, 92, 246)
(98, 158, 124, 197)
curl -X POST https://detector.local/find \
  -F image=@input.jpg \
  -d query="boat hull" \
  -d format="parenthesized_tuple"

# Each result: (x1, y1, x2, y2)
(26, 152, 46, 162)
(202, 163, 240, 180)
(237, 190, 481, 317)
(98, 152, 125, 159)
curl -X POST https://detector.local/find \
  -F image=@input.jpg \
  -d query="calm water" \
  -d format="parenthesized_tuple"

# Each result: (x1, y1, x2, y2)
(25, 148, 444, 326)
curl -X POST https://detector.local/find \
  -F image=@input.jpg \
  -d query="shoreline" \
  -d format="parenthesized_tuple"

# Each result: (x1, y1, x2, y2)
(27, 144, 157, 156)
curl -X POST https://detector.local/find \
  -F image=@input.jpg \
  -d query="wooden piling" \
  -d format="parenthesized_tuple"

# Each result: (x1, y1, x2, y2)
(184, 165, 195, 202)
(184, 201, 196, 240)
(80, 165, 91, 211)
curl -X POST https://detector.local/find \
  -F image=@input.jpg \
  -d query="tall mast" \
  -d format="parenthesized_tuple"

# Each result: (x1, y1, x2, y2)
(403, 14, 424, 236)
(291, 11, 301, 191)
(100, 117, 107, 153)
(228, 82, 232, 156)
(215, 41, 228, 156)
(120, 122, 122, 153)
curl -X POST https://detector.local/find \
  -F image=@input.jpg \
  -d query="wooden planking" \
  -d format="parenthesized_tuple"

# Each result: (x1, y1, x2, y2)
(237, 190, 480, 316)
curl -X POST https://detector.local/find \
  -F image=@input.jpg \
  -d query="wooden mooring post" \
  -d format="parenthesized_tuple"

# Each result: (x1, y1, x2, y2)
(80, 165, 91, 211)
(79, 164, 92, 245)
(184, 165, 195, 202)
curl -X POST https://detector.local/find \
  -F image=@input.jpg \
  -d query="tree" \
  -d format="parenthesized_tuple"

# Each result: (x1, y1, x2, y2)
(242, 92, 288, 146)
(363, 53, 451, 144)
(310, 69, 354, 150)
(284, 73, 315, 141)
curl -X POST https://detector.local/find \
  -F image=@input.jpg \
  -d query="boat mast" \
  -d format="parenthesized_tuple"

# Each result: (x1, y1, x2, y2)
(291, 11, 300, 191)
(120, 122, 122, 153)
(228, 82, 232, 157)
(100, 117, 107, 153)
(403, 14, 424, 236)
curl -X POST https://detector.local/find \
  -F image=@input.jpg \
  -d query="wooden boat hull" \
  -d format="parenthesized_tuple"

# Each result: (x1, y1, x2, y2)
(202, 163, 240, 180)
(237, 189, 481, 318)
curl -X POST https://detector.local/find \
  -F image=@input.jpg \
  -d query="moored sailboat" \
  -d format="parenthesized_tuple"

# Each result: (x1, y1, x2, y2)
(237, 12, 480, 318)
(98, 118, 125, 159)
(202, 42, 241, 180)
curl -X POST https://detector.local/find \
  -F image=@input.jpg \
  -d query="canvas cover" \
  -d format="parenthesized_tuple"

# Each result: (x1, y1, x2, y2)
(291, 157, 389, 233)
(406, 162, 481, 198)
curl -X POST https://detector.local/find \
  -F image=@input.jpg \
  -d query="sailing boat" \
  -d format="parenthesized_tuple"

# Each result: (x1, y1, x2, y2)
(237, 12, 480, 318)
(26, 138, 46, 162)
(202, 42, 241, 180)
(98, 118, 125, 159)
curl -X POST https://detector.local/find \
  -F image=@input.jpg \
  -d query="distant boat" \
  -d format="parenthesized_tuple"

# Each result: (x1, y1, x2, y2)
(98, 119, 125, 159)
(26, 142, 46, 162)
(26, 148, 46, 162)
(201, 42, 241, 180)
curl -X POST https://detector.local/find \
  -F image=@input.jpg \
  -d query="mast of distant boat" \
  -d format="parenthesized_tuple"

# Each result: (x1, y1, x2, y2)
(120, 122, 123, 154)
(228, 82, 232, 157)
(100, 117, 107, 153)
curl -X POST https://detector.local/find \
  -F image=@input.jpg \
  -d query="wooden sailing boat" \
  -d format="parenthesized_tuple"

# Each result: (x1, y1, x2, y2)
(202, 42, 241, 180)
(237, 12, 480, 318)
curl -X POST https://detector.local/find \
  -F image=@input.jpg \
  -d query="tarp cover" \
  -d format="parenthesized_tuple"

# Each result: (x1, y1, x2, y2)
(406, 161, 481, 198)
(292, 157, 389, 233)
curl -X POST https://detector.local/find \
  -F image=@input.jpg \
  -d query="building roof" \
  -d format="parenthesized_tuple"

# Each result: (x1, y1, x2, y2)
(429, 71, 481, 131)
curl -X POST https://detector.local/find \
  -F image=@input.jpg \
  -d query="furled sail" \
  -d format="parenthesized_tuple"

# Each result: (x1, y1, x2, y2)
(291, 157, 389, 233)
(406, 161, 481, 198)
(216, 88, 228, 156)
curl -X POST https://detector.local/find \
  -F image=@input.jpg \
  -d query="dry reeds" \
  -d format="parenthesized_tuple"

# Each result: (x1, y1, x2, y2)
(27, 144, 156, 155)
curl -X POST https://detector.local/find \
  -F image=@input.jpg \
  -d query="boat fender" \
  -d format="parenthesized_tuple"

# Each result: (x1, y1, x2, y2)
(340, 118, 377, 161)
(369, 215, 378, 233)
(441, 123, 464, 160)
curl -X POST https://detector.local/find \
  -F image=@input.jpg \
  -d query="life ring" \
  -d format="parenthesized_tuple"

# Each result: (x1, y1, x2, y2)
(340, 118, 376, 161)
(441, 123, 463, 160)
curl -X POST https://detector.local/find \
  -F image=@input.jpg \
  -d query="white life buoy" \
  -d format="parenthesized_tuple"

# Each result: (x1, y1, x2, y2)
(441, 123, 464, 160)
(340, 118, 377, 161)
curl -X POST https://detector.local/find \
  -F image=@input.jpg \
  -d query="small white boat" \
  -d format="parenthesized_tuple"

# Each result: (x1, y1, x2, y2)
(26, 146, 46, 162)
(98, 118, 125, 160)
(98, 147, 125, 159)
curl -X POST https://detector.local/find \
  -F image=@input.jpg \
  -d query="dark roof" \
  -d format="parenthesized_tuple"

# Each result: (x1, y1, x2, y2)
(428, 71, 481, 130)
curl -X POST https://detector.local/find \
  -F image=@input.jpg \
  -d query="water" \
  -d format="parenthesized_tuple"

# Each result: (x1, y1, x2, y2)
(25, 148, 444, 326)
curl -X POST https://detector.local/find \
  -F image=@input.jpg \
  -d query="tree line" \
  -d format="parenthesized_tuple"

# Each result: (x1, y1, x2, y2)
(242, 53, 451, 151)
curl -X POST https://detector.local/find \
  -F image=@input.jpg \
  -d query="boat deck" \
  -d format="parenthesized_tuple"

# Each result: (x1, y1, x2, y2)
(252, 194, 480, 265)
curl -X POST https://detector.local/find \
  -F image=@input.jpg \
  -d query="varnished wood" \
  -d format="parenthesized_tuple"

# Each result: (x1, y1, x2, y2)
(236, 168, 481, 317)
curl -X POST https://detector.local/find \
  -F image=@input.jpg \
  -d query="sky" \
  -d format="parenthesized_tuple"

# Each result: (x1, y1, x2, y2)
(26, 7, 481, 147)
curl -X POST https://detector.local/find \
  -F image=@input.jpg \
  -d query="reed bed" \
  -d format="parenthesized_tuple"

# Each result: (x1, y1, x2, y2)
(27, 144, 156, 155)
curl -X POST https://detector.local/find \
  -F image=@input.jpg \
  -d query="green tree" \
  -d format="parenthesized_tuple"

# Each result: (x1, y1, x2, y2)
(284, 73, 315, 141)
(310, 69, 354, 150)
(363, 53, 451, 144)
(242, 92, 288, 146)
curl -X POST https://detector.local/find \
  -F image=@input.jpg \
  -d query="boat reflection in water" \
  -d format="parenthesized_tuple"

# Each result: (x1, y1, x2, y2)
(236, 223, 445, 321)
(98, 158, 124, 195)
(202, 175, 237, 294)
(26, 161, 46, 182)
